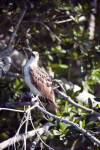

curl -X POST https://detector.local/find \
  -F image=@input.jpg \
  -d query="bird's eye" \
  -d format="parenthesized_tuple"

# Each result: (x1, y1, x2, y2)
(32, 53, 35, 57)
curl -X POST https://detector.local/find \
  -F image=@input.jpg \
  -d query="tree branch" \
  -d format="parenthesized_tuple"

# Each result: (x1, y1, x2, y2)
(0, 101, 30, 108)
(0, 122, 53, 150)
(36, 105, 100, 146)
(55, 89, 100, 117)
(0, 4, 27, 56)
(7, 4, 27, 48)
(41, 23, 62, 44)
(53, 18, 72, 24)
(89, 0, 97, 40)
(3, 71, 23, 79)
(56, 78, 99, 107)
(0, 87, 100, 118)
(0, 101, 100, 147)
(0, 107, 24, 113)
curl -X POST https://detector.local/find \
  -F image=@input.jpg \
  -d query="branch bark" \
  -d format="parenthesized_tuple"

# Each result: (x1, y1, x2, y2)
(89, 0, 97, 40)
(0, 101, 100, 147)
(0, 4, 27, 56)
(7, 4, 27, 48)
(36, 105, 100, 146)
(55, 89, 100, 117)
(61, 78, 100, 107)
(3, 71, 23, 79)
(0, 122, 53, 150)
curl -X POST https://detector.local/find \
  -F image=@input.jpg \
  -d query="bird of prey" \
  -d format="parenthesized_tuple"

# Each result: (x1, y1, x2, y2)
(23, 51, 60, 112)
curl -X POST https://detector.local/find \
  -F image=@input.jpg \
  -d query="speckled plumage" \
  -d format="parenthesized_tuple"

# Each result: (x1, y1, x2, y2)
(24, 51, 60, 112)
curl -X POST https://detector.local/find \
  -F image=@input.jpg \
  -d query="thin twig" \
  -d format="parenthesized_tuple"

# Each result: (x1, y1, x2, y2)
(0, 107, 24, 113)
(24, 106, 30, 150)
(29, 112, 54, 150)
(41, 22, 62, 44)
(53, 18, 72, 24)
(16, 115, 26, 136)
(0, 101, 100, 147)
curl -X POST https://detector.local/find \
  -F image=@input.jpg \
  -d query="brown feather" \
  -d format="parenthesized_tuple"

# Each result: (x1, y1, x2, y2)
(29, 66, 60, 112)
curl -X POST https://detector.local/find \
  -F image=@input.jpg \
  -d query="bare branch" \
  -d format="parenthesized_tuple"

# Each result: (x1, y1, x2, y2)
(0, 4, 27, 57)
(3, 71, 23, 79)
(0, 85, 100, 118)
(55, 89, 100, 117)
(24, 19, 63, 44)
(89, 0, 97, 40)
(7, 4, 27, 48)
(0, 101, 31, 108)
(53, 18, 72, 24)
(0, 100, 100, 147)
(0, 47, 15, 57)
(41, 23, 62, 44)
(0, 122, 53, 150)
(0, 107, 24, 113)
(36, 105, 100, 146)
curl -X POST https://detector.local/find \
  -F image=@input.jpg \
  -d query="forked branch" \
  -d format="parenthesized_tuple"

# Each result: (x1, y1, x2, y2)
(0, 122, 53, 150)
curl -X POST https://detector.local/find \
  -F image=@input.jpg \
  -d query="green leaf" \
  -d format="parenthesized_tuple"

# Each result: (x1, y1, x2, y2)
(60, 122, 68, 131)
(78, 16, 86, 22)
(78, 100, 83, 113)
(88, 98, 92, 108)
(82, 120, 85, 129)
(59, 64, 68, 69)
(94, 98, 100, 102)
(86, 121, 95, 128)
(64, 101, 68, 112)
(87, 147, 94, 150)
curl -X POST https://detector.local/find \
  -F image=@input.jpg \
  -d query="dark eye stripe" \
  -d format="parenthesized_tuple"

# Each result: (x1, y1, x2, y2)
(32, 53, 35, 57)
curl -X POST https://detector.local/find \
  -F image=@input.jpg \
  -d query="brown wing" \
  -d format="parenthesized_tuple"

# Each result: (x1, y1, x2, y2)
(29, 66, 60, 112)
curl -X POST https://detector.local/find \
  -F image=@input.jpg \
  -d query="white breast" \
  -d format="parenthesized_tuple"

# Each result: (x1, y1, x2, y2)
(24, 60, 41, 96)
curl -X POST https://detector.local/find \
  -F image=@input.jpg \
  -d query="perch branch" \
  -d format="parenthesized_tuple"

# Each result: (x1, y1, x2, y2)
(0, 122, 53, 150)
(0, 87, 100, 118)
(0, 101, 31, 108)
(0, 100, 100, 147)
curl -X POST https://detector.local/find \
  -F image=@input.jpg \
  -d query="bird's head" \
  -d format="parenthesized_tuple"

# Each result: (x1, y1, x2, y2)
(30, 51, 39, 62)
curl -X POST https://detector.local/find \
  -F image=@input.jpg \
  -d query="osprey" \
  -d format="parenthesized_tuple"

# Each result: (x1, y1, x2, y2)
(24, 51, 60, 112)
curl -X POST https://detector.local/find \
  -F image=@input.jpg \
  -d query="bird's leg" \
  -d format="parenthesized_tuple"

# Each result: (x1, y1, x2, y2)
(28, 91, 39, 102)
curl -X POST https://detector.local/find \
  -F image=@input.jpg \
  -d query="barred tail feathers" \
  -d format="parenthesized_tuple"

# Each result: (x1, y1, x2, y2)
(48, 99, 61, 112)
